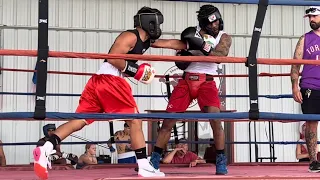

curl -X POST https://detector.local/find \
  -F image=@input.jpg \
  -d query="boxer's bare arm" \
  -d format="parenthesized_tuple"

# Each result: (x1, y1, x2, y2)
(151, 39, 187, 50)
(207, 33, 232, 57)
(107, 32, 137, 71)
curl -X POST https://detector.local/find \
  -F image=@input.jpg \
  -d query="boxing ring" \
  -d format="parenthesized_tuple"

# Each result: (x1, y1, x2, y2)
(1, 0, 320, 179)
(0, 163, 320, 180)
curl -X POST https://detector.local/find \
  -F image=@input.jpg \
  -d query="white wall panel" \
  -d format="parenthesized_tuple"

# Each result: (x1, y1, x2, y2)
(0, 0, 315, 164)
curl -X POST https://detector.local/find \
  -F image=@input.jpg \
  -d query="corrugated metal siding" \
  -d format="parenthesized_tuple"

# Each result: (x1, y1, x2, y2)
(0, 0, 314, 164)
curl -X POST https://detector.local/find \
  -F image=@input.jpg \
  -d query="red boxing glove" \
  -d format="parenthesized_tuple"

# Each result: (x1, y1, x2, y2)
(122, 61, 156, 84)
(134, 63, 156, 84)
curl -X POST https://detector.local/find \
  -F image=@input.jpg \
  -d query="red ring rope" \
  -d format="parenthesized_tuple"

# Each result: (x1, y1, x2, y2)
(0, 49, 319, 65)
(0, 68, 299, 78)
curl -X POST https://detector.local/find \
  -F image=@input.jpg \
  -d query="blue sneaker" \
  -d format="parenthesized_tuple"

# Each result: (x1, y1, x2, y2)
(149, 152, 165, 176)
(150, 152, 161, 170)
(216, 154, 228, 175)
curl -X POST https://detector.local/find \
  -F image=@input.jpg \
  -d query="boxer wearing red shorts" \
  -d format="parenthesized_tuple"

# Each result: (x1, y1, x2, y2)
(32, 6, 187, 179)
(75, 74, 139, 125)
(166, 71, 220, 113)
(150, 5, 232, 176)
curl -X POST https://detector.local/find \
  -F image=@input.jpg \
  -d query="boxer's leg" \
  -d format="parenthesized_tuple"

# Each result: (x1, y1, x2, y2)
(96, 75, 163, 177)
(198, 80, 227, 175)
(46, 75, 103, 148)
(150, 80, 191, 170)
(33, 75, 102, 180)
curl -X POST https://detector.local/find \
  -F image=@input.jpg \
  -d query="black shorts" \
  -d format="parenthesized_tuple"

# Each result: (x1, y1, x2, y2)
(301, 88, 320, 114)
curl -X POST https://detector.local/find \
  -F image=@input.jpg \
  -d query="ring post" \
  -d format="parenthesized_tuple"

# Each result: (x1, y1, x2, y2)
(246, 0, 269, 120)
(246, 0, 269, 162)
(34, 0, 49, 120)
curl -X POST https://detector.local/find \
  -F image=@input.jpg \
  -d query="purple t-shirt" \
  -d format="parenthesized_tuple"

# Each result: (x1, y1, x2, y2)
(300, 31, 320, 90)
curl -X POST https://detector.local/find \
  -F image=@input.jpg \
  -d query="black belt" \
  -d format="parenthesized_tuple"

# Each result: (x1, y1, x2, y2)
(182, 73, 214, 81)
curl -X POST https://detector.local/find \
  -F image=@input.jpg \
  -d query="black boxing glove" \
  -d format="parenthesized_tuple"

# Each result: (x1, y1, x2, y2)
(181, 27, 213, 56)
(177, 49, 193, 56)
(175, 50, 192, 70)
(128, 60, 138, 64)
(49, 154, 60, 161)
(62, 152, 79, 165)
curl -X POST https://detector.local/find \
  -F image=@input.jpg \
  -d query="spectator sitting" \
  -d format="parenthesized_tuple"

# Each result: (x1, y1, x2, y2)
(108, 122, 136, 164)
(162, 138, 206, 167)
(296, 122, 320, 162)
(203, 138, 217, 164)
(0, 140, 6, 166)
(37, 124, 78, 165)
(76, 144, 98, 169)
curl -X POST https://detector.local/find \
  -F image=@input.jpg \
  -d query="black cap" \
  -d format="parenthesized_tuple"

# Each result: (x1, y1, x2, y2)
(179, 138, 187, 143)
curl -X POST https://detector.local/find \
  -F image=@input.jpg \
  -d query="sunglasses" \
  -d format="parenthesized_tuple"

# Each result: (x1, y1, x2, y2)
(306, 8, 320, 14)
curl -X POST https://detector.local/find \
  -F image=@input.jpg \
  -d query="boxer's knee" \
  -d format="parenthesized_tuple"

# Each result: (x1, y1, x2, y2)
(203, 106, 223, 132)
(159, 120, 177, 134)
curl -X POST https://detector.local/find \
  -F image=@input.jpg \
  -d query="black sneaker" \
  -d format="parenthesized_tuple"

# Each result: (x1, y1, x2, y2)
(309, 161, 320, 173)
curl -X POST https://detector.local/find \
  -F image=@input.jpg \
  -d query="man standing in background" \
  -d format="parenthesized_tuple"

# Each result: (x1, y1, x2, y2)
(290, 6, 320, 172)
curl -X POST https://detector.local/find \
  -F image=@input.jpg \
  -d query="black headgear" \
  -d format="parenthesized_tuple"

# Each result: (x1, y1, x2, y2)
(43, 124, 56, 138)
(197, 5, 224, 36)
(134, 9, 164, 41)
